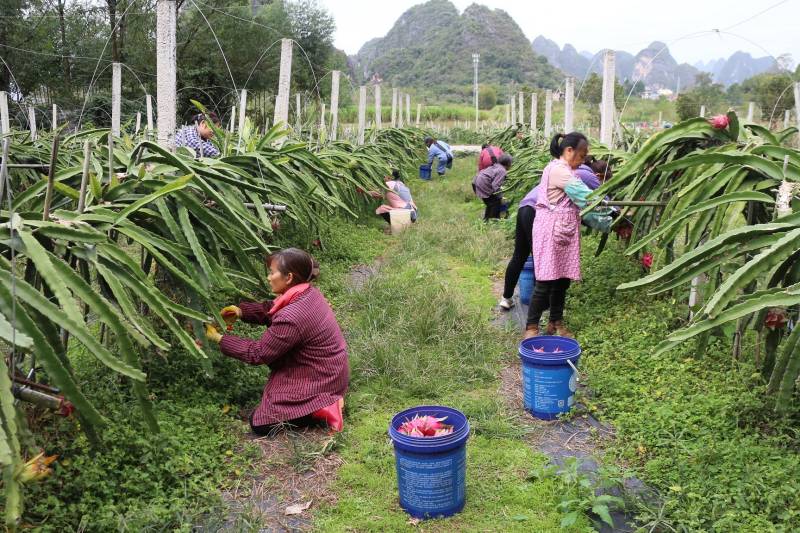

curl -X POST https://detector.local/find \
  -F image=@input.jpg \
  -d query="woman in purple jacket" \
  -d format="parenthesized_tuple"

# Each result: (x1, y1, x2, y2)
(205, 248, 349, 435)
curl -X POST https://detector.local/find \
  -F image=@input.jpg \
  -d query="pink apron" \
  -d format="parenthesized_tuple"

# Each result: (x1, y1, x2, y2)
(532, 160, 582, 281)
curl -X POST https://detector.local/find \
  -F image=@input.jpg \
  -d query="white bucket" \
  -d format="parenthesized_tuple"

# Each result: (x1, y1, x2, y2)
(389, 209, 413, 235)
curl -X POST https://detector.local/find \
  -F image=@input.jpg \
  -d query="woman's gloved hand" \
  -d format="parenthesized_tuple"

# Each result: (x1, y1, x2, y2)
(205, 323, 223, 344)
(220, 305, 241, 331)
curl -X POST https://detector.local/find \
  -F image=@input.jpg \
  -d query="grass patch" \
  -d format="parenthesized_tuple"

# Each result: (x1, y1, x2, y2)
(315, 158, 590, 530)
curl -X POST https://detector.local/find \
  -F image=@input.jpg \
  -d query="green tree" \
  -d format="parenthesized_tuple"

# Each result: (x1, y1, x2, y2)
(478, 85, 496, 109)
(740, 72, 795, 123)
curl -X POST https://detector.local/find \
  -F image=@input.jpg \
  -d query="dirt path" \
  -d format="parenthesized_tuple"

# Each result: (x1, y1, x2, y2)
(491, 281, 647, 532)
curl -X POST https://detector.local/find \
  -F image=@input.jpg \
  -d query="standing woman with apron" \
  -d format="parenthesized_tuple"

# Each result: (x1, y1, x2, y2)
(524, 132, 613, 339)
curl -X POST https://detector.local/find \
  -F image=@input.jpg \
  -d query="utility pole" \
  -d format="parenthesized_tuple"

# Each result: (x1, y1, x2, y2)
(472, 53, 479, 129)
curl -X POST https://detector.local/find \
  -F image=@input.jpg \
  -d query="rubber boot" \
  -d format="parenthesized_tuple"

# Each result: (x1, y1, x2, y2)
(550, 320, 574, 338)
(311, 398, 344, 432)
(523, 325, 540, 339)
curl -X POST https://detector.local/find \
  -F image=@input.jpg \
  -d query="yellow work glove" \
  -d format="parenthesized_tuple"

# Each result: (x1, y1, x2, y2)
(220, 305, 242, 331)
(205, 323, 223, 344)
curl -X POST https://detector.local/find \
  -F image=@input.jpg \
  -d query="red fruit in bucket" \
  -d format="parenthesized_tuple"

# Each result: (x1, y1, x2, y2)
(398, 415, 454, 437)
(709, 114, 730, 129)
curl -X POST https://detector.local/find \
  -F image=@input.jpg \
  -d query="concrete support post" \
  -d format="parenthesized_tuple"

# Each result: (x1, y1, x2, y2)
(505, 104, 510, 126)
(510, 96, 516, 125)
(328, 70, 340, 140)
(228, 106, 235, 132)
(600, 50, 616, 146)
(320, 103, 326, 133)
(111, 62, 121, 137)
(794, 82, 800, 133)
(156, 0, 177, 149)
(357, 85, 367, 145)
(784, 109, 790, 129)
(52, 104, 58, 132)
(274, 38, 293, 127)
(135, 112, 141, 134)
(374, 84, 382, 129)
(530, 93, 537, 131)
(398, 92, 404, 128)
(406, 93, 411, 124)
(146, 94, 154, 132)
(747, 101, 755, 122)
(518, 92, 524, 125)
(0, 92, 9, 134)
(699, 105, 706, 118)
(544, 90, 553, 138)
(237, 89, 247, 136)
(29, 107, 37, 141)
(564, 77, 575, 132)
(391, 88, 398, 127)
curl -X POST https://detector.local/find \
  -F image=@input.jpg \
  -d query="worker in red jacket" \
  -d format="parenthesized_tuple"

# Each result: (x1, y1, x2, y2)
(478, 143, 505, 171)
(205, 248, 348, 434)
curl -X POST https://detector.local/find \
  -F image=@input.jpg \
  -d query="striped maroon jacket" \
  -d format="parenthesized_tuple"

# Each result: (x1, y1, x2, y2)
(219, 286, 349, 426)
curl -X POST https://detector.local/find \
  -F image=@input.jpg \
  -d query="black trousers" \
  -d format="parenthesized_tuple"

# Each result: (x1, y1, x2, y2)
(482, 194, 504, 220)
(249, 411, 320, 436)
(503, 206, 535, 299)
(526, 278, 572, 327)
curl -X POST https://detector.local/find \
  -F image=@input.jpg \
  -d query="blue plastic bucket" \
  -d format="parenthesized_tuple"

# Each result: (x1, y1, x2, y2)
(419, 164, 432, 181)
(519, 256, 534, 305)
(518, 336, 581, 420)
(389, 405, 470, 519)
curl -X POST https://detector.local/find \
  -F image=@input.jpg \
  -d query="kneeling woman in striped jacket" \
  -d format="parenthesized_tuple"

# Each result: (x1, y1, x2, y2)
(205, 248, 349, 434)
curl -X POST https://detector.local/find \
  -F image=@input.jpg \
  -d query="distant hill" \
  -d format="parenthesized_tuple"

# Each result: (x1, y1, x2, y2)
(533, 36, 697, 89)
(534, 36, 778, 88)
(349, 0, 562, 91)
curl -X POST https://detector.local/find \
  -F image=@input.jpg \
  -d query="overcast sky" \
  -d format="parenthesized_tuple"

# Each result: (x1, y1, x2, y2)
(318, 0, 798, 67)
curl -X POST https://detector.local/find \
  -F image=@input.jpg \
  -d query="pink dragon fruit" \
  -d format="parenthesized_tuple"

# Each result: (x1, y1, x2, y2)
(641, 252, 654, 269)
(398, 415, 454, 437)
(709, 114, 729, 130)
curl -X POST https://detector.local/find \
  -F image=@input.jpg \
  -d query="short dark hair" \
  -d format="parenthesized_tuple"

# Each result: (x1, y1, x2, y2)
(549, 132, 588, 159)
(498, 153, 513, 168)
(424, 136, 434, 146)
(191, 111, 220, 126)
(391, 168, 402, 181)
(266, 248, 319, 285)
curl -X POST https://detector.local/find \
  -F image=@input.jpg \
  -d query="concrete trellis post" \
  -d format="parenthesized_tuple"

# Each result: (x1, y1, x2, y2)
(237, 89, 247, 137)
(517, 92, 524, 125)
(746, 101, 755, 122)
(329, 70, 341, 140)
(156, 0, 177, 149)
(544, 90, 553, 138)
(228, 106, 235, 132)
(52, 104, 58, 132)
(146, 94, 154, 132)
(530, 93, 537, 131)
(391, 88, 398, 128)
(320, 103, 326, 133)
(794, 82, 800, 133)
(600, 50, 615, 146)
(564, 77, 575, 132)
(135, 112, 141, 134)
(0, 92, 9, 134)
(295, 93, 302, 132)
(374, 84, 382, 129)
(274, 38, 293, 127)
(699, 105, 706, 118)
(658, 111, 662, 127)
(357, 85, 367, 145)
(28, 107, 37, 141)
(398, 93, 404, 128)
(784, 109, 790, 130)
(406, 94, 411, 125)
(505, 104, 510, 126)
(111, 62, 121, 137)
(510, 96, 516, 125)
(416, 103, 421, 126)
